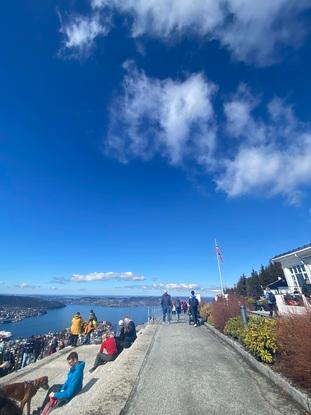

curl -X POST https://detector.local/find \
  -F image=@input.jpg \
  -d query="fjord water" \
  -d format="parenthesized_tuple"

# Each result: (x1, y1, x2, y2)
(3, 304, 151, 339)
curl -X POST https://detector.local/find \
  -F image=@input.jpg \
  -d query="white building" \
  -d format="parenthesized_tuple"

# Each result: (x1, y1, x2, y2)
(271, 243, 311, 295)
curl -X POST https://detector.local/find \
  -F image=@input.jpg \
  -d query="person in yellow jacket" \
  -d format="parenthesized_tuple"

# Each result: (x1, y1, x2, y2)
(83, 318, 96, 344)
(70, 312, 83, 347)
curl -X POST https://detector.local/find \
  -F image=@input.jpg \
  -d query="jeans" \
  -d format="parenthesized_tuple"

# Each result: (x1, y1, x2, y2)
(162, 306, 171, 322)
(21, 352, 32, 368)
(70, 334, 78, 347)
(92, 352, 116, 369)
(190, 307, 198, 324)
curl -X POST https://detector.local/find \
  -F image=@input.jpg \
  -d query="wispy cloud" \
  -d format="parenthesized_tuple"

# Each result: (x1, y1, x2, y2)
(60, 0, 311, 65)
(121, 282, 200, 291)
(105, 62, 217, 167)
(58, 12, 110, 58)
(71, 271, 145, 282)
(217, 90, 311, 204)
(50, 276, 68, 285)
(106, 68, 311, 203)
(15, 282, 40, 289)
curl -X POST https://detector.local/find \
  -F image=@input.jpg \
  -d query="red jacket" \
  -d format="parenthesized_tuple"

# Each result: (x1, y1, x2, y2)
(99, 336, 117, 355)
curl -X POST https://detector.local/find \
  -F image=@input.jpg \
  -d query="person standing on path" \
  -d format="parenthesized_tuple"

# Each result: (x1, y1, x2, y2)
(175, 298, 181, 321)
(189, 290, 199, 326)
(161, 290, 172, 324)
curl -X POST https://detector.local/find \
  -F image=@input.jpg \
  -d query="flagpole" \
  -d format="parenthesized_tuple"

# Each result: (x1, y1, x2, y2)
(215, 239, 224, 295)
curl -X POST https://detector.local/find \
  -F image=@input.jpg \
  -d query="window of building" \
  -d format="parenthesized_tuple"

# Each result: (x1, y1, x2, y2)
(289, 264, 310, 286)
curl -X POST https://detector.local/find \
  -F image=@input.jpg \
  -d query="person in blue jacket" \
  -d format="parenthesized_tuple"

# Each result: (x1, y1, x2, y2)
(39, 351, 85, 412)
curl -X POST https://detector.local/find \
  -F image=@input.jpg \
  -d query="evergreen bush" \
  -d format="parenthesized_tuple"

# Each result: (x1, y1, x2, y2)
(224, 316, 246, 342)
(243, 317, 277, 363)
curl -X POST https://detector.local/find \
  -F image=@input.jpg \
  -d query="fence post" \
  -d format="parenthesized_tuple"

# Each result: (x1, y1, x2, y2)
(240, 304, 248, 327)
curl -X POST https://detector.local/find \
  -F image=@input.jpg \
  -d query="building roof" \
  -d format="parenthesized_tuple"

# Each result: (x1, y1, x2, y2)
(272, 242, 311, 260)
(267, 278, 288, 289)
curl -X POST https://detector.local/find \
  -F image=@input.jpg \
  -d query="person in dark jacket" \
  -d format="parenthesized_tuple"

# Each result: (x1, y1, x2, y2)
(265, 288, 278, 317)
(189, 290, 199, 326)
(33, 336, 44, 362)
(175, 298, 181, 321)
(161, 290, 172, 323)
(123, 317, 137, 344)
(89, 310, 97, 323)
(115, 318, 137, 353)
(39, 351, 85, 412)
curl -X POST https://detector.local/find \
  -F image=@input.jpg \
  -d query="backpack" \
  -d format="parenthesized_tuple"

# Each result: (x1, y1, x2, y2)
(268, 292, 276, 304)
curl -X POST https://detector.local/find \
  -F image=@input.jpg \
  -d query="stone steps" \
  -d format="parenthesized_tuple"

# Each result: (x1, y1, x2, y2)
(0, 324, 157, 415)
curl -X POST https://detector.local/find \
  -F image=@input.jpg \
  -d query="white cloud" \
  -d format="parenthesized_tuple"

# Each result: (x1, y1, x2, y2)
(105, 63, 217, 167)
(71, 271, 145, 282)
(15, 283, 40, 289)
(62, 0, 311, 65)
(217, 94, 311, 203)
(123, 282, 200, 291)
(106, 67, 311, 202)
(59, 13, 110, 57)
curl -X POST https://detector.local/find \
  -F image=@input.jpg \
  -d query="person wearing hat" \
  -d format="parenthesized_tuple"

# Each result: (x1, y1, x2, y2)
(69, 312, 83, 347)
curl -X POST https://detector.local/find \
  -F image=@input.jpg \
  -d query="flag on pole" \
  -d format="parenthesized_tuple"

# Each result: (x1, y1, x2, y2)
(215, 243, 223, 262)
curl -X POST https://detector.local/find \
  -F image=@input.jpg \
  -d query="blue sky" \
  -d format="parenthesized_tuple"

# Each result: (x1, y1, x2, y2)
(1, 1, 311, 296)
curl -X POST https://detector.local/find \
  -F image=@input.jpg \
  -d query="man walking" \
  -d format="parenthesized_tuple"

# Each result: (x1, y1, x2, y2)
(161, 290, 172, 324)
(189, 290, 199, 326)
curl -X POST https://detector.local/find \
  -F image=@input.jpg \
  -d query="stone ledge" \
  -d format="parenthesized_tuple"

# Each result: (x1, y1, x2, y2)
(53, 324, 158, 415)
(204, 322, 311, 414)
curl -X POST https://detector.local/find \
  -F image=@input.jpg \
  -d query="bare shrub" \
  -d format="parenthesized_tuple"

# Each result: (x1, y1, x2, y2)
(275, 311, 311, 393)
(210, 294, 245, 332)
(199, 302, 211, 321)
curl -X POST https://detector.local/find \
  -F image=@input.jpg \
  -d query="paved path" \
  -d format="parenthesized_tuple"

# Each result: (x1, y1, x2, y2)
(125, 318, 305, 415)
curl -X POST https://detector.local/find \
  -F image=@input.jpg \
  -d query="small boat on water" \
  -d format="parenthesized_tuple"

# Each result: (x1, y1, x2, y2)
(0, 330, 12, 339)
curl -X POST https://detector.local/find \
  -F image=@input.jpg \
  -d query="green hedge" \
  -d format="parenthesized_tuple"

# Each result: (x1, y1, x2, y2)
(224, 316, 278, 364)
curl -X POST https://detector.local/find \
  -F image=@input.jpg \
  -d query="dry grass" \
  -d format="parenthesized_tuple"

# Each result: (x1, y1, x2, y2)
(210, 294, 245, 332)
(275, 311, 311, 393)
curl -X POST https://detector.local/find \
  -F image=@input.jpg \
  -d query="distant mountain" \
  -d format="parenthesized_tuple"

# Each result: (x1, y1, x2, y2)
(59, 295, 213, 307)
(0, 295, 65, 309)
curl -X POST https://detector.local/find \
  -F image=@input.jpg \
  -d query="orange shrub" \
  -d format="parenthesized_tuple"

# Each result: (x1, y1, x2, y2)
(275, 311, 311, 393)
(210, 294, 246, 332)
